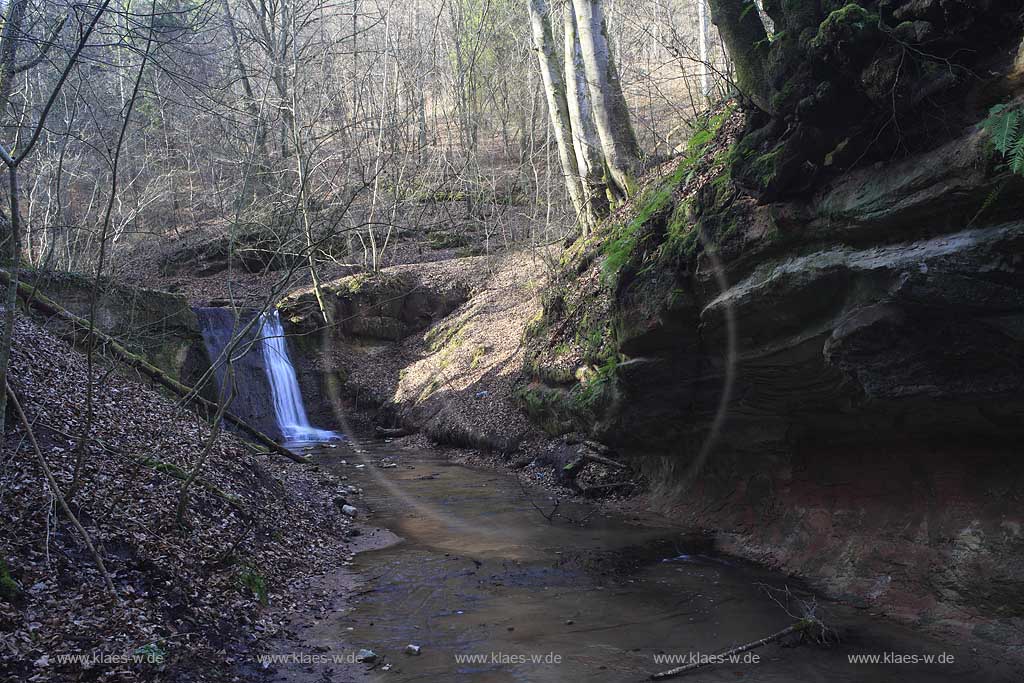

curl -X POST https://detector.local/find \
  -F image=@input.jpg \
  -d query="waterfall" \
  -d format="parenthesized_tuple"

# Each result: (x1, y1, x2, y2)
(195, 307, 337, 443)
(195, 307, 277, 438)
(258, 310, 337, 442)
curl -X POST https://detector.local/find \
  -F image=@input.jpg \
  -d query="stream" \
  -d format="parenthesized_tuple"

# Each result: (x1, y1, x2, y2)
(265, 440, 1008, 683)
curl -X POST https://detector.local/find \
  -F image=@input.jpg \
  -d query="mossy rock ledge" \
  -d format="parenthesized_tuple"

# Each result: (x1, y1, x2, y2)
(16, 269, 209, 389)
(520, 109, 1024, 654)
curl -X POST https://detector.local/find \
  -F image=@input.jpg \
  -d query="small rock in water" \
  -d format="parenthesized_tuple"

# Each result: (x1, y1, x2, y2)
(565, 619, 574, 625)
(356, 649, 377, 663)
(341, 505, 358, 517)
(404, 644, 421, 656)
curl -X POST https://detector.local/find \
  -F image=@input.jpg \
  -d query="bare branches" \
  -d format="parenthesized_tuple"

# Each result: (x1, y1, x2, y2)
(650, 585, 837, 680)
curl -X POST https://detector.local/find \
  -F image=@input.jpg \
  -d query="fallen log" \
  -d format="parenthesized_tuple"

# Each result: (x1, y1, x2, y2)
(2, 270, 308, 464)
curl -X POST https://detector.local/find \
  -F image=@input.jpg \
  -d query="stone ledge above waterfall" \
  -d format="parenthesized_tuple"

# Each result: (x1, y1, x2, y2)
(279, 269, 473, 343)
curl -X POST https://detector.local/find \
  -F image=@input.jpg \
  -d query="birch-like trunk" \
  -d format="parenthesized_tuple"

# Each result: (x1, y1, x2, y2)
(571, 0, 640, 199)
(527, 0, 587, 223)
(563, 5, 607, 227)
(698, 0, 710, 98)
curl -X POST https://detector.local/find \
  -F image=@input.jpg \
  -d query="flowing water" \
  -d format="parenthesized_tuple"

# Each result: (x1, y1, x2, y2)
(195, 306, 277, 437)
(271, 442, 1013, 683)
(195, 306, 337, 442)
(258, 310, 337, 442)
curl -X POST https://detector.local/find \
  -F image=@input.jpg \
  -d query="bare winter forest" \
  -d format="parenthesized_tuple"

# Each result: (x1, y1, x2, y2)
(2, 0, 1024, 681)
(1, 0, 729, 275)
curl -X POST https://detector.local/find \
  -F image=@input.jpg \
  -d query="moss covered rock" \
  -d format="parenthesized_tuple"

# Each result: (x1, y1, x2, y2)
(17, 269, 209, 388)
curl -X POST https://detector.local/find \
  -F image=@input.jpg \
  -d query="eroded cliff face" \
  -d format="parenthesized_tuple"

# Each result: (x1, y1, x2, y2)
(521, 108, 1024, 650)
(17, 270, 210, 389)
(277, 267, 474, 430)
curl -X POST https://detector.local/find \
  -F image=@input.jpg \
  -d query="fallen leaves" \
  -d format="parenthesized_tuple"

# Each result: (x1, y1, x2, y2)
(1, 311, 354, 682)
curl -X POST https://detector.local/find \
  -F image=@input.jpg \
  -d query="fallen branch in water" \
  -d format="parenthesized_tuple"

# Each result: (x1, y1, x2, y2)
(516, 474, 561, 523)
(650, 619, 814, 680)
(1, 271, 308, 464)
(651, 585, 835, 680)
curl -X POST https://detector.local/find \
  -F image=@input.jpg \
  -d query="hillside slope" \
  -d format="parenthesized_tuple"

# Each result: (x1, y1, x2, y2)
(1, 311, 355, 682)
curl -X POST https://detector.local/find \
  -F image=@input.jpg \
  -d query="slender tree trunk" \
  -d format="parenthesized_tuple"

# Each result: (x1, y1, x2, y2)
(0, 1, 27, 440)
(563, 5, 607, 227)
(698, 0, 710, 99)
(0, 168, 21, 439)
(527, 0, 586, 225)
(571, 0, 640, 199)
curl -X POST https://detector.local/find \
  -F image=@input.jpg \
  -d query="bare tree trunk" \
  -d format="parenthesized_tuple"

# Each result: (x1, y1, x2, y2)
(698, 0, 710, 99)
(571, 0, 640, 199)
(527, 0, 586, 225)
(563, 5, 607, 228)
(0, 0, 28, 440)
(708, 0, 771, 113)
(0, 169, 22, 439)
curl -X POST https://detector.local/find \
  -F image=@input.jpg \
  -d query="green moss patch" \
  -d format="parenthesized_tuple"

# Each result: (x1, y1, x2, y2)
(0, 559, 19, 602)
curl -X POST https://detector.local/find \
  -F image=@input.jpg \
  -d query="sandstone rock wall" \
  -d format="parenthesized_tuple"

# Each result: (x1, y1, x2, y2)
(18, 270, 210, 390)
(521, 117, 1024, 653)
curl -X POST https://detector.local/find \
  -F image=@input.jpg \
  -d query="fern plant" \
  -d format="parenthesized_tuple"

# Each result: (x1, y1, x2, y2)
(982, 103, 1024, 176)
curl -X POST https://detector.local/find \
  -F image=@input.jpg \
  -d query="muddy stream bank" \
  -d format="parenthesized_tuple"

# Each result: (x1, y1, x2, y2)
(258, 440, 1013, 683)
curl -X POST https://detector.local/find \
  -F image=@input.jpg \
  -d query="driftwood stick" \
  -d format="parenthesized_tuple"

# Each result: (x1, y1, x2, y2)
(1, 271, 308, 464)
(650, 619, 812, 680)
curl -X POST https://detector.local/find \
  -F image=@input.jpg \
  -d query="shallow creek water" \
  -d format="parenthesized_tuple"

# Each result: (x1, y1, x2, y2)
(281, 441, 1009, 683)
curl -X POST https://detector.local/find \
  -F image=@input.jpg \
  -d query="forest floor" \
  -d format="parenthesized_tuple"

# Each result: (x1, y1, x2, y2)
(0, 311, 378, 682)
